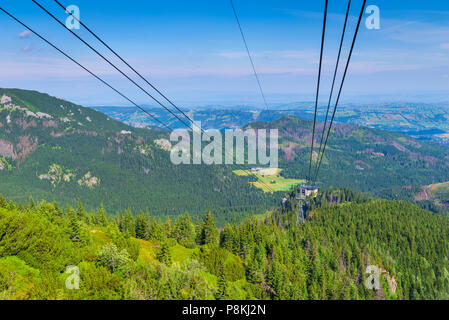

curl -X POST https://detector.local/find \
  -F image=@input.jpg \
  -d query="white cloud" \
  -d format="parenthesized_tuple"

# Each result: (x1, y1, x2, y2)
(349, 61, 423, 74)
(218, 50, 317, 61)
(440, 43, 449, 50)
(21, 45, 35, 52)
(17, 30, 32, 39)
(218, 51, 248, 59)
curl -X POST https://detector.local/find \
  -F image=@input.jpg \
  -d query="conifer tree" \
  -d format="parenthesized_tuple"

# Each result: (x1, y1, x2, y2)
(148, 219, 166, 241)
(135, 213, 149, 240)
(220, 224, 233, 251)
(97, 205, 108, 227)
(215, 266, 228, 300)
(123, 209, 135, 237)
(157, 241, 172, 265)
(28, 196, 35, 209)
(165, 218, 173, 238)
(0, 194, 7, 208)
(76, 199, 88, 222)
(68, 208, 84, 244)
(200, 211, 218, 245)
(194, 217, 202, 244)
(117, 212, 124, 232)
(174, 213, 195, 244)
(87, 209, 96, 225)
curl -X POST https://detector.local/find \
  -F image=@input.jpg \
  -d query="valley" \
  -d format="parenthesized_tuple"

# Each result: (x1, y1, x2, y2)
(2, 88, 449, 220)
(1, 89, 449, 300)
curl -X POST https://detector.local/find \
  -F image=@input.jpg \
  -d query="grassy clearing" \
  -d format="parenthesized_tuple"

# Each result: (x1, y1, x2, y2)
(233, 168, 305, 193)
(432, 182, 449, 202)
(170, 244, 198, 264)
(134, 238, 159, 264)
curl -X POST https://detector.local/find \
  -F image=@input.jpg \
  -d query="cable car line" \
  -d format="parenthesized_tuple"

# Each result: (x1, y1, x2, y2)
(1, 5, 276, 194)
(314, 0, 351, 181)
(41, 1, 277, 193)
(53, 0, 198, 133)
(307, 0, 328, 184)
(230, 0, 269, 110)
(313, 0, 367, 184)
(0, 6, 171, 131)
(32, 0, 192, 131)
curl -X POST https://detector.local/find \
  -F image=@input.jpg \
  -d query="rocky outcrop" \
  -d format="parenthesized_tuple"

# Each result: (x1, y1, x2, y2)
(0, 139, 16, 159)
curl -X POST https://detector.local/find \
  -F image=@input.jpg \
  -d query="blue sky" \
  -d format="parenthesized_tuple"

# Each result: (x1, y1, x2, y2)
(0, 0, 448, 106)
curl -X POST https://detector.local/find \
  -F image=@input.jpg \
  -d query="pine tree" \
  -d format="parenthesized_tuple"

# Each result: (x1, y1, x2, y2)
(123, 209, 135, 237)
(174, 212, 195, 244)
(165, 218, 173, 238)
(28, 196, 35, 209)
(76, 199, 88, 222)
(135, 213, 149, 239)
(200, 211, 219, 245)
(117, 212, 124, 232)
(157, 241, 172, 265)
(215, 266, 228, 300)
(220, 224, 233, 251)
(194, 217, 202, 244)
(68, 208, 83, 244)
(87, 209, 96, 225)
(0, 194, 7, 208)
(246, 260, 264, 284)
(148, 219, 165, 241)
(97, 205, 108, 227)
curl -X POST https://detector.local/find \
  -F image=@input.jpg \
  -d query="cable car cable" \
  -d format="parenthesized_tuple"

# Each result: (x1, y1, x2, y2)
(32, 0, 192, 130)
(230, 0, 269, 110)
(53, 0, 198, 131)
(0, 6, 171, 131)
(46, 1, 277, 193)
(307, 0, 328, 184)
(314, 0, 351, 179)
(313, 0, 367, 184)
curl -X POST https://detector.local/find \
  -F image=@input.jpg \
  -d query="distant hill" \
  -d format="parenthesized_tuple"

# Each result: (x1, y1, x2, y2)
(247, 116, 449, 200)
(93, 102, 449, 143)
(0, 88, 273, 224)
(3, 88, 449, 220)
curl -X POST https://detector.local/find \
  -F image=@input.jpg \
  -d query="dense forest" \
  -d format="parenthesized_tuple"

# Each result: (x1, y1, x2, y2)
(1, 187, 448, 300)
(2, 88, 449, 222)
(2, 88, 449, 300)
(0, 88, 276, 225)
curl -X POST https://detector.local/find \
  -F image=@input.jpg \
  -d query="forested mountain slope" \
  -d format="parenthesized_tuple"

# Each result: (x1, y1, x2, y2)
(2, 87, 449, 222)
(247, 116, 449, 200)
(0, 88, 273, 224)
(1, 192, 448, 300)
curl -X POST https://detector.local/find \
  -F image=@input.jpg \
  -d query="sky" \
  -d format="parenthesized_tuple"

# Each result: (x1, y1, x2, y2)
(0, 0, 448, 107)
